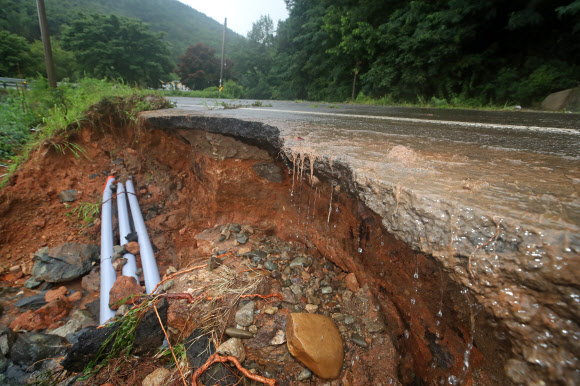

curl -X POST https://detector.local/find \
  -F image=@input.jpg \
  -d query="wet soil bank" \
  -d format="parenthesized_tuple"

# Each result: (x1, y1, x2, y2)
(0, 108, 575, 384)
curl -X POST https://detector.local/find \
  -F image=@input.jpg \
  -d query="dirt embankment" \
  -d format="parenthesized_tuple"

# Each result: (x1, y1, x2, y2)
(1, 112, 514, 384)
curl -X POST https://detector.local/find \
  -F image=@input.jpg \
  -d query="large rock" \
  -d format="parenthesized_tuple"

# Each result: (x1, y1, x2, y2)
(31, 243, 99, 283)
(10, 332, 67, 369)
(9, 299, 72, 331)
(61, 298, 168, 372)
(216, 337, 245, 362)
(286, 313, 344, 379)
(108, 276, 143, 310)
(541, 87, 580, 112)
(14, 292, 47, 310)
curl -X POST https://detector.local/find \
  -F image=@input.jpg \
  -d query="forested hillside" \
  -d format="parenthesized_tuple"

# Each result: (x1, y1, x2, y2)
(1, 0, 579, 106)
(256, 0, 579, 105)
(0, 0, 244, 60)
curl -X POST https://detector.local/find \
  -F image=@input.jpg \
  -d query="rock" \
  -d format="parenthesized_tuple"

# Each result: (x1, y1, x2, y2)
(270, 329, 286, 346)
(253, 162, 283, 183)
(24, 277, 43, 289)
(143, 367, 171, 386)
(112, 257, 127, 271)
(10, 299, 72, 331)
(365, 319, 385, 334)
(14, 292, 47, 310)
(70, 310, 96, 327)
(281, 288, 297, 304)
(84, 299, 99, 319)
(108, 276, 143, 310)
(541, 87, 580, 112)
(289, 256, 308, 268)
(116, 304, 130, 317)
(124, 241, 140, 255)
(48, 319, 82, 338)
(243, 250, 268, 264)
(185, 329, 237, 385)
(10, 332, 67, 369)
(344, 315, 355, 325)
(228, 224, 241, 233)
(264, 261, 279, 271)
(217, 338, 245, 362)
(61, 298, 168, 372)
(9, 265, 21, 273)
(45, 286, 68, 303)
(0, 328, 17, 356)
(237, 233, 249, 244)
(345, 273, 360, 292)
(297, 368, 312, 381)
(58, 190, 77, 203)
(162, 279, 174, 291)
(31, 243, 99, 283)
(234, 301, 255, 327)
(351, 333, 368, 348)
(225, 328, 254, 339)
(305, 304, 319, 313)
(207, 255, 222, 271)
(82, 267, 100, 293)
(321, 286, 333, 294)
(290, 284, 303, 296)
(286, 313, 344, 379)
(68, 291, 82, 302)
(264, 306, 278, 315)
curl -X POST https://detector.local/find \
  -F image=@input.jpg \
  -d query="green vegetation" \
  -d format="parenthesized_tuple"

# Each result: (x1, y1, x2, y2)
(0, 78, 171, 187)
(1, 0, 578, 108)
(61, 14, 174, 88)
(67, 201, 101, 228)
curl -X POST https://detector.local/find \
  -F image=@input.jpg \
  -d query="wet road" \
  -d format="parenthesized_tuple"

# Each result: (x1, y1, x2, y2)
(169, 97, 580, 230)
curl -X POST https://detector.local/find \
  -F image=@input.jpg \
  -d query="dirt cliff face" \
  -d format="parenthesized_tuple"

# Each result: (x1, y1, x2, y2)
(0, 108, 575, 384)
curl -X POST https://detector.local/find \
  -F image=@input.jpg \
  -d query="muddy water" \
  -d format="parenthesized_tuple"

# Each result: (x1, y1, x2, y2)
(142, 108, 580, 385)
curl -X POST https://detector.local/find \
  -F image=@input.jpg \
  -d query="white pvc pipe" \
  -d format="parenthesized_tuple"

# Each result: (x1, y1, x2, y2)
(125, 179, 160, 293)
(116, 182, 139, 282)
(100, 176, 117, 324)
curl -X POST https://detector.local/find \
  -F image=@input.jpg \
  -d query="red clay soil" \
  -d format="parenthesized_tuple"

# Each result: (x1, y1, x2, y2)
(0, 120, 511, 384)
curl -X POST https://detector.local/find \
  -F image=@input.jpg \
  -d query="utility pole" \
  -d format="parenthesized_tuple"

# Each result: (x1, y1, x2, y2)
(219, 18, 227, 93)
(36, 0, 57, 88)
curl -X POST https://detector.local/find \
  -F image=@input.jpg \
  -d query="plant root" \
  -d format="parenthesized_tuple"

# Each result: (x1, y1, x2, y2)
(191, 353, 278, 386)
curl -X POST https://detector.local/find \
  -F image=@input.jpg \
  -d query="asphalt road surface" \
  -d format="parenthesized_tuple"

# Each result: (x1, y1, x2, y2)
(168, 97, 580, 232)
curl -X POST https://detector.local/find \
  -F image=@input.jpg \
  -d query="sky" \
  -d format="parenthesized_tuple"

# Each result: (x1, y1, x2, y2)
(178, 0, 289, 36)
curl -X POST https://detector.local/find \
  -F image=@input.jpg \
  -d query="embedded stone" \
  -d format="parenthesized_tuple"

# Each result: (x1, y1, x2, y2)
(216, 338, 245, 362)
(286, 313, 344, 379)
(345, 273, 360, 292)
(143, 367, 171, 386)
(109, 276, 143, 310)
(234, 301, 255, 327)
(9, 299, 72, 331)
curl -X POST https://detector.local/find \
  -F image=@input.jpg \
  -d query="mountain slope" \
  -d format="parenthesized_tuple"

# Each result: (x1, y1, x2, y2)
(0, 0, 246, 60)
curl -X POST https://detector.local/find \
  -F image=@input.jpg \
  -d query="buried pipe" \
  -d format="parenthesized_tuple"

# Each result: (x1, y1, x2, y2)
(125, 179, 161, 293)
(116, 182, 139, 282)
(100, 176, 117, 324)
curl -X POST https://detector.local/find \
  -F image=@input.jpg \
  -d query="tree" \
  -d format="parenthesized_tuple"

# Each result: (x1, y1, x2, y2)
(176, 43, 221, 90)
(61, 13, 174, 88)
(0, 30, 33, 77)
(247, 15, 275, 46)
(27, 40, 77, 81)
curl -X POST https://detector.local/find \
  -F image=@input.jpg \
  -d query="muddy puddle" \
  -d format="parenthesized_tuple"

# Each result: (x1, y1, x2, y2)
(0, 111, 575, 385)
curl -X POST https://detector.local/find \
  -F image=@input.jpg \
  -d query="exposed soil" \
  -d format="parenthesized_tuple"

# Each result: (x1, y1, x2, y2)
(0, 115, 513, 384)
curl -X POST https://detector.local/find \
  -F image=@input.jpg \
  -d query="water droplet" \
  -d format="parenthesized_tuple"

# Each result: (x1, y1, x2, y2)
(333, 224, 336, 228)
(448, 375, 457, 385)
(437, 310, 443, 318)
(358, 248, 363, 253)
(381, 242, 384, 246)
(404, 330, 410, 339)
(413, 272, 419, 279)
(411, 298, 416, 305)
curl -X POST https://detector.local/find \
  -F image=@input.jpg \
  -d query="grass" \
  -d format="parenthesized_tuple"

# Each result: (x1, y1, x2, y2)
(350, 92, 518, 111)
(67, 201, 101, 228)
(0, 78, 172, 188)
